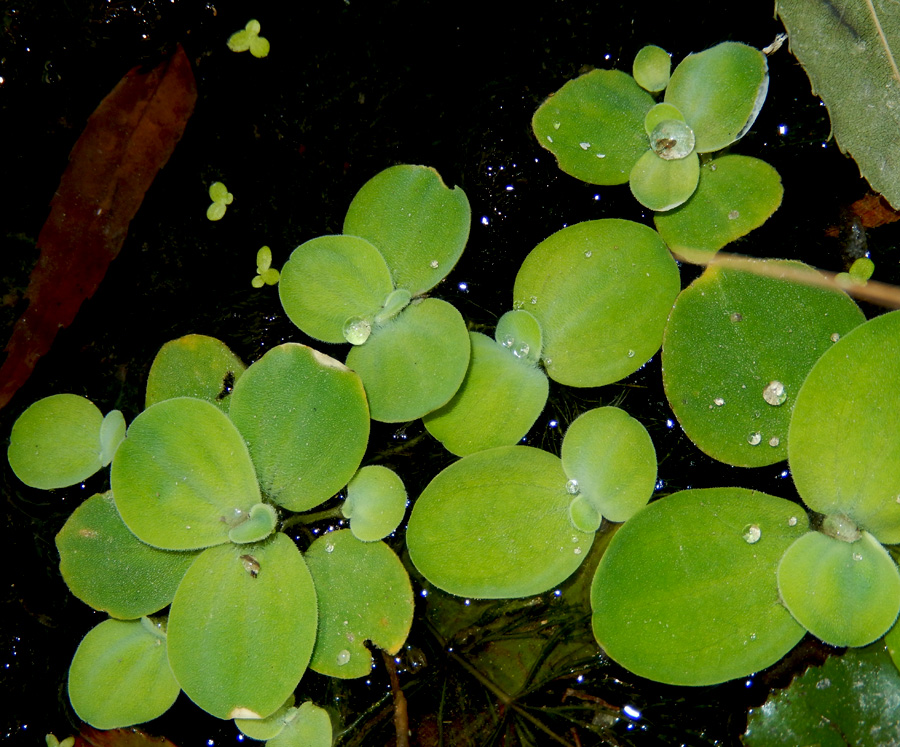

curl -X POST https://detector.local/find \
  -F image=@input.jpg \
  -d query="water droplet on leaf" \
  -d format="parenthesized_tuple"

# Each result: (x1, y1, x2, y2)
(565, 479, 580, 495)
(342, 316, 372, 346)
(742, 524, 761, 543)
(762, 380, 787, 406)
(748, 432, 762, 446)
(768, 436, 780, 447)
(714, 397, 725, 406)
(336, 649, 351, 665)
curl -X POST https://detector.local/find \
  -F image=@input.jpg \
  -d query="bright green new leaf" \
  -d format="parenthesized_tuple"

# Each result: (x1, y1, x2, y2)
(345, 297, 470, 422)
(227, 20, 270, 58)
(343, 165, 471, 296)
(306, 530, 414, 678)
(494, 309, 542, 364)
(513, 219, 680, 387)
(532, 70, 655, 185)
(422, 331, 549, 456)
(111, 397, 261, 550)
(228, 344, 369, 512)
(235, 695, 294, 740)
(8, 394, 106, 489)
(654, 155, 784, 260)
(777, 529, 900, 647)
(269, 702, 332, 747)
(145, 334, 246, 412)
(744, 644, 900, 747)
(633, 45, 671, 93)
(68, 617, 180, 729)
(167, 534, 317, 720)
(98, 410, 126, 465)
(408, 445, 594, 599)
(342, 465, 407, 542)
(278, 234, 394, 344)
(629, 149, 700, 211)
(789, 310, 900, 543)
(665, 42, 768, 153)
(776, 0, 900, 209)
(56, 492, 197, 619)
(643, 102, 685, 136)
(227, 502, 278, 544)
(560, 407, 656, 523)
(662, 260, 864, 467)
(591, 488, 809, 686)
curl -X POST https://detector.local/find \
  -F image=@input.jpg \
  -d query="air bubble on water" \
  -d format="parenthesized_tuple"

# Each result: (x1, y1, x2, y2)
(714, 397, 725, 406)
(336, 649, 351, 666)
(566, 479, 580, 495)
(748, 432, 762, 446)
(763, 380, 787, 406)
(742, 524, 761, 543)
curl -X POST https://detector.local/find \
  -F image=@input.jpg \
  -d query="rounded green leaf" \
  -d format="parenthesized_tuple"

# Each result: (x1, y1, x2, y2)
(235, 695, 294, 740)
(494, 309, 542, 364)
(422, 331, 549, 456)
(532, 69, 655, 185)
(513, 219, 681, 387)
(654, 155, 784, 260)
(342, 465, 407, 542)
(228, 344, 369, 512)
(665, 41, 768, 153)
(662, 260, 865, 467)
(789, 310, 900, 543)
(167, 534, 317, 720)
(227, 502, 278, 544)
(633, 45, 671, 93)
(98, 410, 126, 466)
(68, 617, 180, 729)
(269, 702, 332, 747)
(777, 530, 900, 647)
(643, 102, 685, 136)
(343, 165, 471, 296)
(306, 530, 414, 678)
(591, 488, 809, 686)
(278, 234, 394, 343)
(560, 407, 656, 523)
(345, 297, 470, 422)
(111, 397, 261, 550)
(56, 492, 197, 619)
(8, 394, 105, 489)
(407, 445, 594, 599)
(629, 149, 700, 211)
(568, 493, 603, 533)
(145, 335, 246, 412)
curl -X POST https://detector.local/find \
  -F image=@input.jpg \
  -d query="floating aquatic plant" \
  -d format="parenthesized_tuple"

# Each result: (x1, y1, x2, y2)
(206, 181, 233, 221)
(252, 245, 280, 287)
(227, 20, 270, 59)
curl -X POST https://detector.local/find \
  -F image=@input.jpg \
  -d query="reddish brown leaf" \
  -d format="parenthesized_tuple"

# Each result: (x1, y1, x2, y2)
(0, 45, 196, 409)
(76, 726, 179, 747)
(825, 193, 900, 237)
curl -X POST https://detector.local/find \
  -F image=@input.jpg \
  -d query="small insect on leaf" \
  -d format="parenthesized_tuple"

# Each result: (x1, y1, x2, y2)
(240, 554, 260, 578)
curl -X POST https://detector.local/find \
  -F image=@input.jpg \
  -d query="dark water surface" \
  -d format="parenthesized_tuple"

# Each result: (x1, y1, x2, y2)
(2, 1, 898, 745)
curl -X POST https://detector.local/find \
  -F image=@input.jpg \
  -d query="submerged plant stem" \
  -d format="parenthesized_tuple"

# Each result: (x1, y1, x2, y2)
(380, 649, 409, 747)
(280, 506, 343, 530)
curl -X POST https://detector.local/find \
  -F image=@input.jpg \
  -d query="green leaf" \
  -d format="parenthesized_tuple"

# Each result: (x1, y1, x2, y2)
(68, 617, 180, 729)
(662, 260, 865, 467)
(777, 529, 900, 647)
(166, 534, 317, 720)
(306, 530, 414, 678)
(8, 394, 105, 489)
(111, 397, 261, 550)
(513, 219, 681, 387)
(144, 334, 246, 412)
(629, 149, 699, 211)
(643, 102, 685, 135)
(56, 492, 197, 619)
(345, 297, 470, 422)
(228, 344, 369, 512)
(632, 45, 671, 93)
(268, 702, 332, 747)
(342, 465, 407, 542)
(744, 644, 900, 747)
(776, 0, 900, 209)
(343, 165, 471, 296)
(532, 69, 655, 184)
(591, 488, 809, 686)
(407, 445, 594, 598)
(665, 41, 768, 153)
(560, 407, 656, 523)
(654, 154, 784, 260)
(494, 309, 542, 364)
(789, 310, 900, 543)
(235, 695, 294, 740)
(99, 410, 126, 465)
(227, 502, 278, 544)
(278, 235, 394, 344)
(422, 331, 549, 456)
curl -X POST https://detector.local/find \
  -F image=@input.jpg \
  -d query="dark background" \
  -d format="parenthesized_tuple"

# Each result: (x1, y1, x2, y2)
(2, 1, 896, 745)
